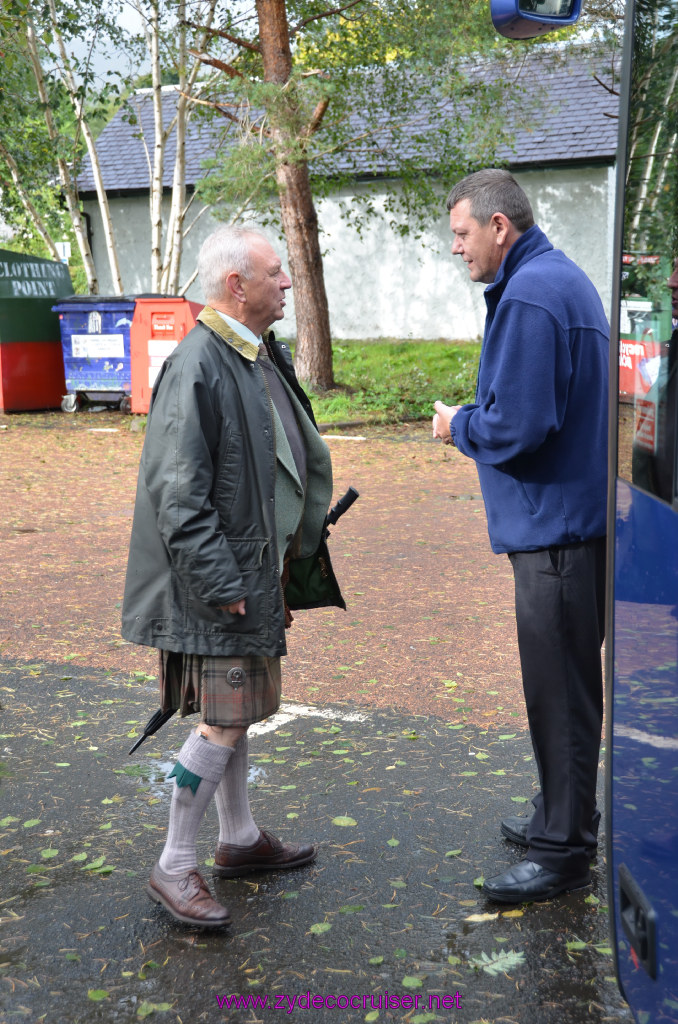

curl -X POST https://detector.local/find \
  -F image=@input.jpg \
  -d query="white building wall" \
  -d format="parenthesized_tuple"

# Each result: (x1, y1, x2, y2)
(83, 162, 614, 341)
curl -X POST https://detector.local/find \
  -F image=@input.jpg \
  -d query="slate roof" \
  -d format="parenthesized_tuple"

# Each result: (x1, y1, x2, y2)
(78, 47, 620, 196)
(495, 49, 620, 165)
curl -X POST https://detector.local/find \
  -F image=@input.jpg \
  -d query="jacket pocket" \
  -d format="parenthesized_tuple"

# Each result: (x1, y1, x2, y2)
(212, 429, 243, 517)
(185, 538, 271, 636)
(509, 475, 537, 516)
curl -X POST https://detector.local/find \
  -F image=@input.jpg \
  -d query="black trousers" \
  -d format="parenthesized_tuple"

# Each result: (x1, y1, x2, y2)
(508, 537, 606, 876)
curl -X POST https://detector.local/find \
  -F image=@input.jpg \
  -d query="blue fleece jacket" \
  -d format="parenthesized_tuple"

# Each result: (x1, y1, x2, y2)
(449, 224, 609, 554)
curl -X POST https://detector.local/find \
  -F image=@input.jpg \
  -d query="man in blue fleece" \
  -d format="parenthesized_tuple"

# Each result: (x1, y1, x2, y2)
(433, 168, 608, 903)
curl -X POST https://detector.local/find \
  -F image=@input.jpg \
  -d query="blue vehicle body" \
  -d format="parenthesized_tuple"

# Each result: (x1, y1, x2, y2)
(604, 0, 678, 1015)
(608, 482, 678, 1017)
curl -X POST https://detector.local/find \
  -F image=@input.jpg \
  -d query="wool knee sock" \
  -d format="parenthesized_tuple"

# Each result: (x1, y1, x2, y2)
(158, 732, 233, 876)
(214, 733, 260, 847)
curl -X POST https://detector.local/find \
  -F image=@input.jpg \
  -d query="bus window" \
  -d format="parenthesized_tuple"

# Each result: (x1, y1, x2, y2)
(622, 269, 678, 505)
(616, 0, 678, 505)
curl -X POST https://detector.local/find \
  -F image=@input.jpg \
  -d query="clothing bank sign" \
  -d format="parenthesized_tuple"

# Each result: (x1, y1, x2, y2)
(0, 252, 73, 299)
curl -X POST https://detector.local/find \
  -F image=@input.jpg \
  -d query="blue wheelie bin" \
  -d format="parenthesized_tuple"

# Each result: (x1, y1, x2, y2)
(52, 295, 136, 411)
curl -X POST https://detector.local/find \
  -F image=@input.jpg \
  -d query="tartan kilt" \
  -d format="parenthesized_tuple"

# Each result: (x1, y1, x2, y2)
(159, 650, 282, 728)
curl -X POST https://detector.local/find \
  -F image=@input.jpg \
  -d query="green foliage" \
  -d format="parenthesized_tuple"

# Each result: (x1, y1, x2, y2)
(195, 0, 621, 244)
(0, 1, 29, 63)
(194, 0, 538, 236)
(294, 0, 507, 68)
(0, 0, 129, 276)
(134, 70, 180, 89)
(197, 93, 280, 218)
(301, 338, 480, 423)
(0, 0, 184, 280)
(622, 0, 678, 297)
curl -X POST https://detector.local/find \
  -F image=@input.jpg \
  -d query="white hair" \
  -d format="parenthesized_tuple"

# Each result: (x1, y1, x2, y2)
(198, 225, 268, 302)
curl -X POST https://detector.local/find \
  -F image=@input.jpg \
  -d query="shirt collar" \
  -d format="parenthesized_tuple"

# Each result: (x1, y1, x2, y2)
(213, 310, 262, 349)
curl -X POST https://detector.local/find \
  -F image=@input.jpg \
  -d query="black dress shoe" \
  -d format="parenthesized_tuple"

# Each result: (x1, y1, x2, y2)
(482, 859, 591, 904)
(500, 815, 530, 847)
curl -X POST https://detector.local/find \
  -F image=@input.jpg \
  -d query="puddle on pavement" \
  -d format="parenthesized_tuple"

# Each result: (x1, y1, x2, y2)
(142, 757, 268, 799)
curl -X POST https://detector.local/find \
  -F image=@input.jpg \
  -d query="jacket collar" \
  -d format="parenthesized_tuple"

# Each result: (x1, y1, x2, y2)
(484, 224, 553, 312)
(197, 306, 273, 362)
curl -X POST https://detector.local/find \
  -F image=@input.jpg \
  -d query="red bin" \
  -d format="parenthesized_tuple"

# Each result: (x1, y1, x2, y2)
(130, 297, 203, 414)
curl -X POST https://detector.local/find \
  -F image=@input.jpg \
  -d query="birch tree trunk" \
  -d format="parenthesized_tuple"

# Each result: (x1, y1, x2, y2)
(628, 59, 678, 245)
(162, 0, 219, 294)
(141, 0, 165, 292)
(256, 0, 334, 390)
(45, 0, 123, 293)
(25, 20, 99, 292)
(0, 140, 62, 262)
(136, 0, 219, 295)
(163, 79, 187, 294)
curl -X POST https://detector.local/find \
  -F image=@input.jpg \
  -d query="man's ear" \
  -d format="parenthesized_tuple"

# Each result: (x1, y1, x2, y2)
(491, 212, 512, 246)
(226, 270, 246, 302)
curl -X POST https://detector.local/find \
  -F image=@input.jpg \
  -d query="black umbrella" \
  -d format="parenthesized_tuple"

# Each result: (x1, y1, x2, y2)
(326, 486, 359, 527)
(128, 708, 177, 755)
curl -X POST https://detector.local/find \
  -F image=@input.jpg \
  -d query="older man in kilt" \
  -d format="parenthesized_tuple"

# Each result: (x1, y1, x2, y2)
(122, 226, 344, 928)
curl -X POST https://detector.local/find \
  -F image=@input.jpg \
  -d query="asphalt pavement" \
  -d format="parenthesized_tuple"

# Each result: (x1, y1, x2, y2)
(1, 658, 632, 1024)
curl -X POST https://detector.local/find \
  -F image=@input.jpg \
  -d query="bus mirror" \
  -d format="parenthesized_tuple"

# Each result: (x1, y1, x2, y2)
(490, 0, 583, 38)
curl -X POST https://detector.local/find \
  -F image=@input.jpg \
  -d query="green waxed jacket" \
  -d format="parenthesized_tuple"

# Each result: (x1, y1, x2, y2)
(121, 308, 344, 657)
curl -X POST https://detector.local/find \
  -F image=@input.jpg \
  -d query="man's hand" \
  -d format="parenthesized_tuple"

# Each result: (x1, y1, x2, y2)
(220, 599, 246, 615)
(432, 401, 460, 445)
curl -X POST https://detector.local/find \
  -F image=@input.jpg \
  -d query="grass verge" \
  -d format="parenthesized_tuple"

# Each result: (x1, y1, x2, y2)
(300, 337, 481, 425)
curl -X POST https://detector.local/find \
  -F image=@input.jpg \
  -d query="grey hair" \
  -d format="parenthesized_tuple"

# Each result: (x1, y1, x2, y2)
(198, 225, 267, 302)
(445, 169, 534, 234)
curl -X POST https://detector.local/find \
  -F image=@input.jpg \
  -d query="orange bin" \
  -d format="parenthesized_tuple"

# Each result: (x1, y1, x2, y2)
(130, 297, 203, 414)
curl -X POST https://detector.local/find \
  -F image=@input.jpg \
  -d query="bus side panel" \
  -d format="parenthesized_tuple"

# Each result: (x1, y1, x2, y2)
(610, 478, 678, 1021)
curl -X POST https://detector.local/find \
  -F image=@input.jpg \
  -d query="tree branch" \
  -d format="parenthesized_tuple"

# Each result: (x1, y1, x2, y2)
(290, 0, 366, 37)
(593, 72, 619, 96)
(182, 19, 261, 52)
(178, 90, 244, 125)
(188, 48, 244, 79)
(304, 97, 330, 137)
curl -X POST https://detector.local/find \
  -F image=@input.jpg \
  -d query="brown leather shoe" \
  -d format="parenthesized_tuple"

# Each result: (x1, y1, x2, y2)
(147, 863, 231, 927)
(213, 829, 317, 878)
